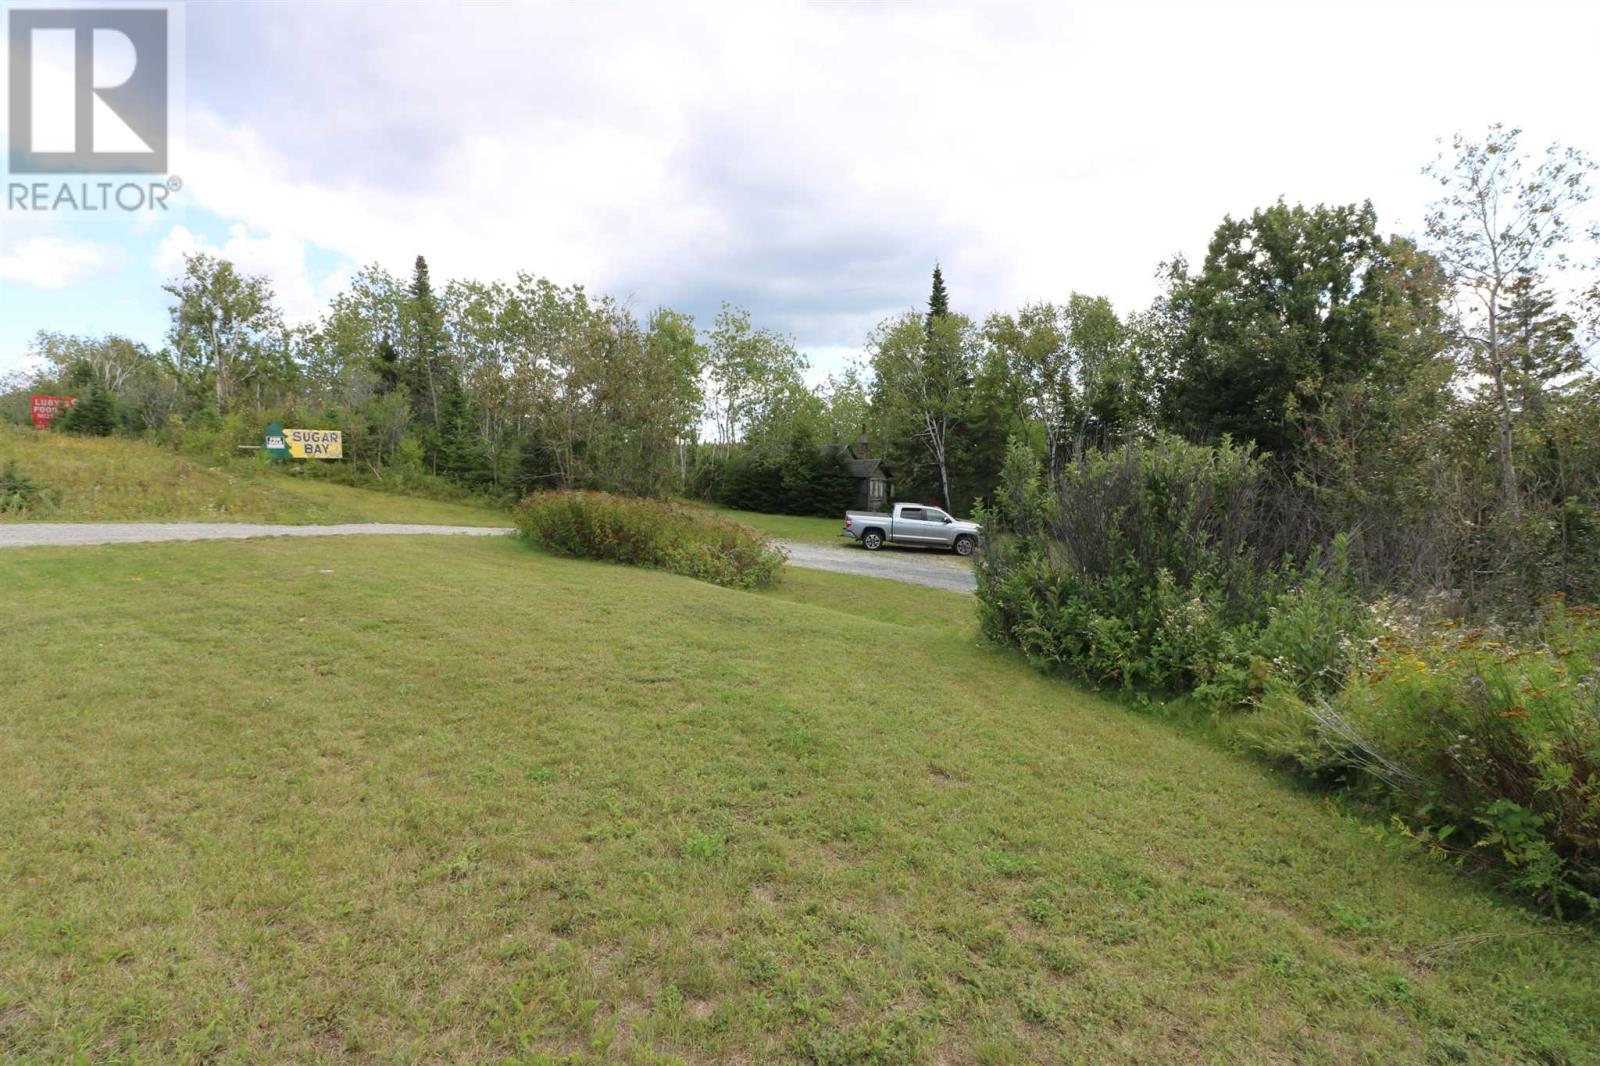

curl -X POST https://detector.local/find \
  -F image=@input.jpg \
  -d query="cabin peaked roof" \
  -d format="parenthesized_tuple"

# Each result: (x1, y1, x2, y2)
(847, 457, 891, 478)
(818, 440, 893, 479)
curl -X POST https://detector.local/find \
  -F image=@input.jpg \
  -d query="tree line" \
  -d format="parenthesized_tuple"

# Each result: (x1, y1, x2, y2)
(7, 124, 1598, 602)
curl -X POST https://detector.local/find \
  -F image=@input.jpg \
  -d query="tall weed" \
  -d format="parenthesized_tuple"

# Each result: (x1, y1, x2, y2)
(1248, 601, 1600, 914)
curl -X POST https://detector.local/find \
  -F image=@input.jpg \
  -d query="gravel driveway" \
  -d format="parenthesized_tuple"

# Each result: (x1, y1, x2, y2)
(775, 540, 976, 594)
(0, 523, 977, 594)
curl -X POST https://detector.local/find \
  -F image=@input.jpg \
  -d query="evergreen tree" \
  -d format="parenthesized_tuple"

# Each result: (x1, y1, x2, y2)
(405, 255, 446, 438)
(1498, 274, 1589, 506)
(57, 384, 116, 436)
(372, 335, 402, 395)
(427, 370, 490, 488)
(1500, 274, 1585, 425)
(926, 264, 950, 338)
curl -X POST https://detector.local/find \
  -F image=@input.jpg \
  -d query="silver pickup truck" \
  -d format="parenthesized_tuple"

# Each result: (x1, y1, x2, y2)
(841, 503, 983, 556)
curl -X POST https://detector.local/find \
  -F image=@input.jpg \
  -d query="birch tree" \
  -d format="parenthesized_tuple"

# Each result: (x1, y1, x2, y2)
(27, 331, 151, 394)
(1424, 125, 1599, 519)
(869, 310, 978, 509)
(163, 253, 283, 416)
(983, 302, 1071, 478)
(446, 279, 523, 490)
(704, 304, 807, 453)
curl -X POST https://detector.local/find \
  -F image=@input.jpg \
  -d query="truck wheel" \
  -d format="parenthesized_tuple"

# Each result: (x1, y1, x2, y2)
(862, 530, 884, 550)
(953, 535, 975, 557)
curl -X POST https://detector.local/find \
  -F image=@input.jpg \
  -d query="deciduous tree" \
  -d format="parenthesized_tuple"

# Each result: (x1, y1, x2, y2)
(163, 253, 284, 416)
(704, 304, 808, 454)
(1423, 125, 1599, 518)
(1156, 200, 1390, 463)
(870, 310, 978, 509)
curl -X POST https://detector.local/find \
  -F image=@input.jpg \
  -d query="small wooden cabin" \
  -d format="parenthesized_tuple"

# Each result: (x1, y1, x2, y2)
(822, 433, 893, 512)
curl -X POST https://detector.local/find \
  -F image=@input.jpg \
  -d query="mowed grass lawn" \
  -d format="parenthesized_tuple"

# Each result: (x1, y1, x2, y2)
(0, 427, 509, 526)
(703, 507, 848, 546)
(2, 537, 1597, 1063)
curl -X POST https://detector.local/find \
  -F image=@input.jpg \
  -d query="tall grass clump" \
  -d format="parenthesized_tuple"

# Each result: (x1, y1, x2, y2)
(514, 490, 786, 589)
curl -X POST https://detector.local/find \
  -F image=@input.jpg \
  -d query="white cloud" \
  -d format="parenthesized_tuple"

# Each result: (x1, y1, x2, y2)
(12, 0, 1599, 379)
(152, 222, 333, 322)
(167, 3, 1600, 354)
(0, 236, 123, 289)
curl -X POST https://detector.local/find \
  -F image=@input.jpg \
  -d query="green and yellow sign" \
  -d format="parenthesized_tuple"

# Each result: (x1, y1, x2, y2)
(284, 428, 343, 459)
(264, 422, 291, 459)
(264, 423, 341, 460)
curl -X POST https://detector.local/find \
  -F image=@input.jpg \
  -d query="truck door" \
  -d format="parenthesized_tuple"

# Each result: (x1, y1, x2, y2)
(895, 506, 935, 543)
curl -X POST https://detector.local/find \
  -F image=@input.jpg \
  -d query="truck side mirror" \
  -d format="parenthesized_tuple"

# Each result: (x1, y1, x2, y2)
(943, 517, 953, 524)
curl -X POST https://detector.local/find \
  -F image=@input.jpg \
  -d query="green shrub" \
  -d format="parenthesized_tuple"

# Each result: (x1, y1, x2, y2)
(54, 386, 117, 436)
(514, 490, 786, 589)
(699, 441, 856, 518)
(1248, 601, 1600, 915)
(976, 436, 1370, 705)
(0, 459, 42, 514)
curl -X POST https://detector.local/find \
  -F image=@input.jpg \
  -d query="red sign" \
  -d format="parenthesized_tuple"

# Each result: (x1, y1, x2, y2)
(30, 395, 75, 429)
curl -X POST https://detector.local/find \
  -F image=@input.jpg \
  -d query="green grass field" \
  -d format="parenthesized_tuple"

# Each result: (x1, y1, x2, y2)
(703, 506, 847, 546)
(0, 427, 509, 526)
(2, 535, 1596, 1063)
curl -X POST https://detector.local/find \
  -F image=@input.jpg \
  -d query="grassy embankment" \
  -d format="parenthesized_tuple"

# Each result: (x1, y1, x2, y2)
(0, 430, 940, 553)
(2, 533, 1596, 1062)
(0, 426, 508, 526)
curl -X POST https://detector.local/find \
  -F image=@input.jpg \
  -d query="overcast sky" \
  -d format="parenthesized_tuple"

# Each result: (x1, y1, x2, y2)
(2, 0, 1598, 381)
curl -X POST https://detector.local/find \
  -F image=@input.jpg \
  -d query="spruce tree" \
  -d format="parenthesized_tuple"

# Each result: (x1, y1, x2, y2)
(1499, 274, 1584, 424)
(405, 255, 446, 439)
(57, 385, 116, 436)
(429, 371, 490, 488)
(372, 335, 402, 395)
(926, 263, 949, 337)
